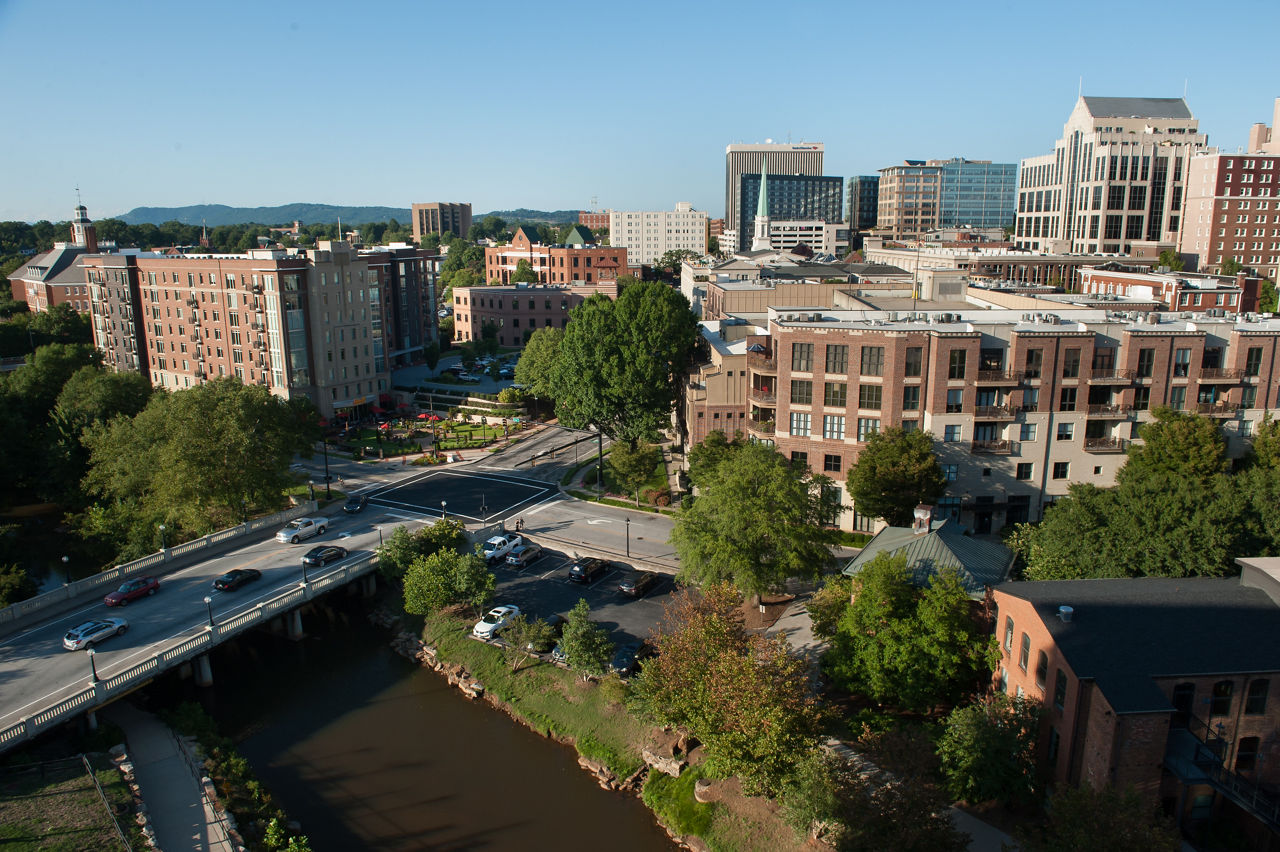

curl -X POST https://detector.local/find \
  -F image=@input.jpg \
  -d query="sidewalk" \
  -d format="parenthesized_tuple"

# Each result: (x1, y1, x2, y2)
(102, 702, 237, 852)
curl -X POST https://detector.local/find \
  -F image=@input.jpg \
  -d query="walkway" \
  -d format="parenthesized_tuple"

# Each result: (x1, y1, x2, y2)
(102, 702, 236, 852)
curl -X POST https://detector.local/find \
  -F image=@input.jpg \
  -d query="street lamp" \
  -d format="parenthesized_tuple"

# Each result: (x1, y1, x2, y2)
(61, 555, 70, 585)
(625, 517, 631, 558)
(480, 493, 488, 524)
(440, 500, 447, 521)
(158, 524, 166, 550)
(322, 437, 332, 500)
(376, 525, 384, 547)
(203, 595, 214, 628)
(301, 558, 309, 584)
(87, 648, 98, 683)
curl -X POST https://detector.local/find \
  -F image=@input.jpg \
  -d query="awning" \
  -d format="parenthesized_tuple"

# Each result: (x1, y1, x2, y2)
(371, 405, 386, 414)
(417, 413, 430, 420)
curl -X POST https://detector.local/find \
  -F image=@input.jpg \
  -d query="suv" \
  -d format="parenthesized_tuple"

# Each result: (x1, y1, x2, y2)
(568, 557, 609, 585)
(506, 542, 544, 568)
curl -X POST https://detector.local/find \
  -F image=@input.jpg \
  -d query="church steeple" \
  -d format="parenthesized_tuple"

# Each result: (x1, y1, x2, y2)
(750, 155, 772, 251)
(70, 202, 98, 253)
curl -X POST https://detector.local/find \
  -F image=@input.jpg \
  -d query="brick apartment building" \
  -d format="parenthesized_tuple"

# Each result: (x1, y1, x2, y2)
(1078, 262, 1260, 314)
(578, 210, 610, 232)
(9, 205, 101, 312)
(484, 227, 635, 285)
(450, 279, 619, 348)
(685, 296, 1280, 533)
(359, 243, 440, 367)
(992, 560, 1280, 842)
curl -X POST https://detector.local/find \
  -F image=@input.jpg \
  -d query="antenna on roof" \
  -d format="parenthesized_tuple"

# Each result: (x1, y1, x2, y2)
(75, 186, 82, 206)
(1077, 76, 1082, 99)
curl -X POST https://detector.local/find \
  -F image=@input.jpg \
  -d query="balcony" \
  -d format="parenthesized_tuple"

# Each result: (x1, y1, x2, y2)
(1196, 401, 1240, 418)
(1165, 715, 1280, 833)
(1087, 368, 1134, 384)
(747, 353, 777, 373)
(188, 333, 200, 342)
(748, 388, 777, 405)
(1199, 367, 1243, 382)
(1083, 437, 1128, 453)
(1086, 403, 1132, 418)
(971, 439, 1013, 455)
(974, 404, 1016, 420)
(185, 297, 198, 308)
(975, 370, 1024, 385)
(747, 418, 775, 436)
(251, 322, 264, 332)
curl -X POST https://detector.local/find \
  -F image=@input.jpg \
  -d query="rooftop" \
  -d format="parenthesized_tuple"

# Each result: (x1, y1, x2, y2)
(844, 519, 1015, 598)
(1081, 96, 1193, 120)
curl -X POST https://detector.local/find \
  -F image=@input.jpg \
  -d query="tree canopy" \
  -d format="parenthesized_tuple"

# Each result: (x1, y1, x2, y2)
(670, 440, 836, 598)
(558, 598, 614, 679)
(1014, 784, 1181, 852)
(513, 326, 562, 398)
(401, 548, 494, 617)
(936, 694, 1041, 807)
(846, 426, 947, 526)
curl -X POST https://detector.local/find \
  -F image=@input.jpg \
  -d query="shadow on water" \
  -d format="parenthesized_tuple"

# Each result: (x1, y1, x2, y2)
(158, 595, 675, 852)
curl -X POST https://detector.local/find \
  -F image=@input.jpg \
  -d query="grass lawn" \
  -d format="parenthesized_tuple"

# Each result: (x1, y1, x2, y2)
(0, 754, 142, 851)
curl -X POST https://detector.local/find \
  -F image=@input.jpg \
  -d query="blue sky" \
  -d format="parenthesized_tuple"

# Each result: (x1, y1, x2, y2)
(2, 0, 1278, 223)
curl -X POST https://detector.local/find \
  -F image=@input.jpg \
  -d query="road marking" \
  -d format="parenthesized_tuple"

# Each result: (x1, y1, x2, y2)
(587, 519, 612, 525)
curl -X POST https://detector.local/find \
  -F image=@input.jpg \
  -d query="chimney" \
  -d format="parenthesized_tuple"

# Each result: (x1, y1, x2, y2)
(912, 504, 934, 535)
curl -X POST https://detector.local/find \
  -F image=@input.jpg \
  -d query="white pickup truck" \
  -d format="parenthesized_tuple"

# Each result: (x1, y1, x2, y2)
(276, 516, 330, 544)
(481, 534, 522, 563)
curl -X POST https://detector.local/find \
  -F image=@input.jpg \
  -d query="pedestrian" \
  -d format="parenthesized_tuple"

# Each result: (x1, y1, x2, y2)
(515, 517, 523, 532)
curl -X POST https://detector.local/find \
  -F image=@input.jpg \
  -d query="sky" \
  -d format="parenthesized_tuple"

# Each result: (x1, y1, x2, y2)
(2, 0, 1279, 224)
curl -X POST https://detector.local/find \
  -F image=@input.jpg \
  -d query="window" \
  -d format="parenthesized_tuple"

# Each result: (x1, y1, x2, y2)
(1059, 387, 1077, 411)
(904, 347, 923, 377)
(854, 417, 878, 441)
(948, 349, 967, 379)
(1174, 348, 1191, 378)
(790, 380, 812, 404)
(1016, 462, 1033, 480)
(1018, 633, 1030, 671)
(1048, 727, 1061, 765)
(1054, 670, 1067, 710)
(1022, 388, 1039, 412)
(859, 346, 884, 376)
(1024, 349, 1043, 378)
(902, 386, 920, 410)
(790, 412, 811, 437)
(946, 389, 964, 413)
(1020, 423, 1038, 441)
(1004, 616, 1014, 652)
(1245, 346, 1263, 377)
(1135, 348, 1155, 378)
(1211, 680, 1234, 716)
(824, 382, 847, 407)
(858, 384, 882, 410)
(791, 342, 813, 372)
(1245, 679, 1269, 714)
(942, 464, 958, 482)
(1052, 461, 1070, 479)
(823, 453, 842, 473)
(1035, 651, 1048, 690)
(790, 451, 808, 468)
(1242, 385, 1258, 408)
(1237, 737, 1260, 772)
(1062, 348, 1080, 378)
(1134, 386, 1151, 410)
(1057, 423, 1074, 441)
(826, 344, 849, 374)
(944, 425, 962, 442)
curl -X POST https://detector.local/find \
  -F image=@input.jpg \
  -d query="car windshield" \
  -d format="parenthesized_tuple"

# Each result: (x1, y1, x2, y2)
(287, 521, 304, 529)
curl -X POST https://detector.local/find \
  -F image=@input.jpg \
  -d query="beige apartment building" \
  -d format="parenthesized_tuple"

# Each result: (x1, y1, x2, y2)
(608, 202, 708, 265)
(412, 202, 472, 241)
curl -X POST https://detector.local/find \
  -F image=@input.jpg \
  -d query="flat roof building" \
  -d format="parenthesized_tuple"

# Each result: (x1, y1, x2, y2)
(411, 202, 472, 242)
(609, 203, 708, 265)
(725, 142, 824, 240)
(484, 227, 636, 285)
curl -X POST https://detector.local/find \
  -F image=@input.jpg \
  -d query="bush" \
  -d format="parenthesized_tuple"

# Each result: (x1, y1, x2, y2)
(642, 766, 715, 838)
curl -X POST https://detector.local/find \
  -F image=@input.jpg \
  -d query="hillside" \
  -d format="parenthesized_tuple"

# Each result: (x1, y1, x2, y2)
(117, 203, 411, 227)
(474, 209, 580, 225)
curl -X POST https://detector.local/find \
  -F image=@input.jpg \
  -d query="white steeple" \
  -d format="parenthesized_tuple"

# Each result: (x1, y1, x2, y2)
(750, 155, 772, 252)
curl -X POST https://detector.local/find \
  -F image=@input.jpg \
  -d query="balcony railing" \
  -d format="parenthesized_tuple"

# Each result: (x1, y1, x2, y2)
(975, 370, 1023, 384)
(974, 404, 1016, 420)
(188, 333, 200, 342)
(747, 353, 777, 372)
(747, 419, 775, 435)
(1083, 437, 1128, 453)
(1087, 368, 1135, 383)
(971, 439, 1013, 455)
(748, 388, 777, 405)
(1199, 367, 1243, 381)
(1087, 403, 1132, 417)
(1196, 401, 1240, 417)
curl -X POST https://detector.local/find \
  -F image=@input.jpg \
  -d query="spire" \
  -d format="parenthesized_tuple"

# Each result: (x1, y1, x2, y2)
(750, 154, 772, 251)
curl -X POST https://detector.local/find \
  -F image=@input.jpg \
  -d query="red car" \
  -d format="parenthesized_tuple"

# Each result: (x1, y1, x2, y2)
(104, 576, 160, 607)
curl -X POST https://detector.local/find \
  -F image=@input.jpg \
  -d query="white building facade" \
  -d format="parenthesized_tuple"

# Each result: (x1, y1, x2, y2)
(609, 202, 708, 265)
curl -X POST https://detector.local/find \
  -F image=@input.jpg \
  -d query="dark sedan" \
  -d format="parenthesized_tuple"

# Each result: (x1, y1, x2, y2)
(609, 641, 653, 677)
(618, 572, 660, 598)
(104, 576, 160, 607)
(343, 494, 368, 513)
(212, 568, 262, 592)
(302, 545, 348, 568)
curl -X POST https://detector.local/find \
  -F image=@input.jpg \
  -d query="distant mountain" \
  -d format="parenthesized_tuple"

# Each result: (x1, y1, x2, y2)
(474, 209, 580, 225)
(117, 203, 411, 227)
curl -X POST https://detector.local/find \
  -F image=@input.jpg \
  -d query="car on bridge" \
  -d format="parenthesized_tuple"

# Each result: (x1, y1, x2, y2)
(275, 517, 329, 544)
(302, 545, 348, 568)
(213, 568, 262, 592)
(473, 605, 520, 640)
(63, 617, 128, 651)
(103, 576, 160, 607)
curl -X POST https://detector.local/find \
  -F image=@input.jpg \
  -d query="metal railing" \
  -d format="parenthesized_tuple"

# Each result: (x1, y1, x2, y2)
(0, 503, 318, 636)
(1083, 437, 1128, 453)
(1086, 403, 1132, 417)
(974, 404, 1015, 419)
(748, 388, 777, 404)
(971, 439, 1013, 454)
(1196, 402, 1240, 417)
(0, 554, 379, 755)
(747, 353, 777, 371)
(1087, 368, 1134, 382)
(747, 419, 775, 435)
(975, 370, 1023, 383)
(1199, 367, 1243, 381)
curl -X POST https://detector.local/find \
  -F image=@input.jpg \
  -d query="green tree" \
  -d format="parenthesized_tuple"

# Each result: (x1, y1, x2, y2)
(559, 598, 614, 679)
(847, 427, 947, 526)
(0, 563, 37, 608)
(708, 236, 720, 255)
(376, 519, 468, 579)
(423, 341, 441, 371)
(547, 281, 698, 445)
(1015, 784, 1181, 852)
(1156, 249, 1184, 271)
(653, 249, 698, 279)
(1007, 484, 1121, 580)
(805, 574, 852, 641)
(1118, 408, 1228, 489)
(936, 694, 1040, 806)
(686, 428, 745, 486)
(1258, 278, 1278, 313)
(670, 441, 835, 599)
(513, 326, 563, 398)
(607, 440, 659, 504)
(1221, 257, 1243, 276)
(510, 258, 539, 283)
(401, 548, 494, 616)
(501, 614, 555, 672)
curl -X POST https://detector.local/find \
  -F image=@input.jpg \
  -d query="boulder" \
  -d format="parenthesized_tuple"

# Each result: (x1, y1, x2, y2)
(642, 747, 686, 778)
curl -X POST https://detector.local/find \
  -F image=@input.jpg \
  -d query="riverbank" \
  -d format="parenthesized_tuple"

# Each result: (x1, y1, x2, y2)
(378, 605, 819, 852)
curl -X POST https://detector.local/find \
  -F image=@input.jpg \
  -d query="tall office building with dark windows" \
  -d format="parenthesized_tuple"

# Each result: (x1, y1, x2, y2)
(846, 175, 880, 232)
(725, 142, 824, 239)
(735, 173, 843, 252)
(937, 159, 1017, 230)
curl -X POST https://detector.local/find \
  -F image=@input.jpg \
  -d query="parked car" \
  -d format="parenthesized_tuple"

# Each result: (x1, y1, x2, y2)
(213, 568, 262, 592)
(343, 494, 368, 513)
(103, 576, 159, 607)
(498, 367, 515, 380)
(473, 605, 521, 640)
(525, 614, 567, 653)
(482, 534, 522, 563)
(609, 641, 653, 677)
(302, 545, 348, 568)
(275, 516, 329, 543)
(456, 372, 480, 383)
(63, 617, 128, 651)
(618, 572, 660, 598)
(568, 557, 609, 584)
(550, 641, 568, 665)
(506, 542, 544, 568)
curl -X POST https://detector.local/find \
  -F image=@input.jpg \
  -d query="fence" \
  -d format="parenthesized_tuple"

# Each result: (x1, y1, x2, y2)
(0, 502, 318, 638)
(0, 552, 377, 756)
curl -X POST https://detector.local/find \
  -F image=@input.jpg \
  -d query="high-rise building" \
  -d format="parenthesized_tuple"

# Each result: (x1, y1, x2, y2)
(876, 159, 1016, 240)
(609, 202, 708, 265)
(1015, 96, 1208, 254)
(735, 171, 843, 252)
(411, 202, 472, 242)
(846, 176, 880, 232)
(1179, 99, 1280, 282)
(725, 142, 823, 238)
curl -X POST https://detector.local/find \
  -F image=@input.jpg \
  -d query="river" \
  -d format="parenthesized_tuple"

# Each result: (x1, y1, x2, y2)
(186, 599, 676, 851)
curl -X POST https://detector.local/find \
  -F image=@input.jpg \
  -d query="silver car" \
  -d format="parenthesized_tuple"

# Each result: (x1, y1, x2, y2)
(63, 617, 128, 651)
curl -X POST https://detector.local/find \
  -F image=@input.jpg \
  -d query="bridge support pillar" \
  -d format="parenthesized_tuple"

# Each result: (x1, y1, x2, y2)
(195, 654, 213, 687)
(86, 710, 98, 731)
(361, 574, 377, 598)
(287, 609, 304, 641)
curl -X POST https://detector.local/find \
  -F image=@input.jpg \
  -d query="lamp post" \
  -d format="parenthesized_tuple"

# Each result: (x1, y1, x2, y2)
(376, 525, 384, 547)
(625, 517, 631, 558)
(158, 524, 166, 550)
(61, 555, 70, 585)
(301, 558, 309, 584)
(241, 498, 248, 523)
(441, 500, 447, 521)
(322, 437, 332, 499)
(203, 595, 214, 628)
(480, 493, 487, 524)
(87, 648, 98, 683)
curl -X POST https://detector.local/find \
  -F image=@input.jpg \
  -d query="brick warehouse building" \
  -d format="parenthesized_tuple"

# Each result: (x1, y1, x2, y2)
(450, 279, 619, 348)
(484, 227, 636, 285)
(992, 560, 1280, 843)
(685, 296, 1280, 533)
